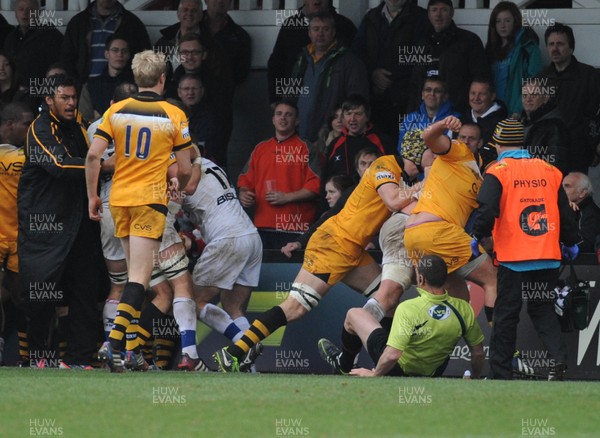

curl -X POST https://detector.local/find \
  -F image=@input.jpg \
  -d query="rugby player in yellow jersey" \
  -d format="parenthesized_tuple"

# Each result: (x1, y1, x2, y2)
(0, 102, 34, 364)
(85, 50, 193, 372)
(214, 153, 423, 371)
(404, 115, 497, 324)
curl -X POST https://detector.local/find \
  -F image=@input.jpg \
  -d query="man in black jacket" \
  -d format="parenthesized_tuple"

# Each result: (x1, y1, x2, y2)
(201, 0, 251, 86)
(521, 79, 570, 175)
(60, 0, 150, 87)
(562, 172, 600, 253)
(540, 23, 600, 173)
(267, 0, 356, 104)
(352, 0, 430, 138)
(409, 0, 489, 115)
(3, 0, 64, 91)
(460, 79, 507, 169)
(290, 13, 369, 143)
(18, 74, 105, 368)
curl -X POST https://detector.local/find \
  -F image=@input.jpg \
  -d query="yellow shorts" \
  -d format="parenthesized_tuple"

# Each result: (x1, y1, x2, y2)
(303, 228, 376, 285)
(110, 204, 167, 240)
(404, 221, 472, 274)
(0, 240, 18, 273)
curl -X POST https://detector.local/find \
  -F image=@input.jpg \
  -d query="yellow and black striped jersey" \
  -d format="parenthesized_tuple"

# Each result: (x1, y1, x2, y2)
(95, 92, 192, 207)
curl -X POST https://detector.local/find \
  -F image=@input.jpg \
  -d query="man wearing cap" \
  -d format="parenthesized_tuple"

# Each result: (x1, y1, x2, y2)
(472, 118, 580, 380)
(404, 115, 497, 325)
(409, 0, 489, 114)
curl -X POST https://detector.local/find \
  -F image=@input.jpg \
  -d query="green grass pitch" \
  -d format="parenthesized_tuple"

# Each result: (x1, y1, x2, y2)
(1, 368, 599, 437)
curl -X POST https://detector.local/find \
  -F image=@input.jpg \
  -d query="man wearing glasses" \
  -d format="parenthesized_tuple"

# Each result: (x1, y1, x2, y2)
(167, 33, 234, 168)
(78, 35, 134, 122)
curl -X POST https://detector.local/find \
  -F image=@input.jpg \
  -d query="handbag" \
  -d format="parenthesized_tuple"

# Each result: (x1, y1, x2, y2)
(554, 260, 590, 332)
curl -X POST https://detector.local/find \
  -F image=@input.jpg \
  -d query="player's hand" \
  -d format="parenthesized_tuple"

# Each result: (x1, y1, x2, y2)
(349, 367, 376, 377)
(281, 241, 302, 258)
(443, 116, 462, 132)
(371, 68, 393, 94)
(239, 189, 256, 207)
(100, 154, 115, 173)
(88, 195, 103, 221)
(470, 237, 481, 257)
(561, 243, 579, 260)
(168, 177, 179, 193)
(266, 191, 288, 205)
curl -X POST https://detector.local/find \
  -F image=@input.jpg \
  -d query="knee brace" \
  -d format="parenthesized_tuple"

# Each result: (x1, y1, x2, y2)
(381, 263, 413, 293)
(108, 270, 128, 285)
(150, 250, 189, 287)
(149, 267, 167, 288)
(159, 250, 189, 282)
(289, 282, 321, 312)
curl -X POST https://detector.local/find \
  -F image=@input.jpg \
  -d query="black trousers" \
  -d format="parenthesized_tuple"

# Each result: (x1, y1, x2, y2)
(27, 218, 101, 365)
(489, 265, 566, 379)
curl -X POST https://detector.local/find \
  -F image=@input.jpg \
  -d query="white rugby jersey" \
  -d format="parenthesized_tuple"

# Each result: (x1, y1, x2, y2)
(183, 158, 257, 242)
(87, 119, 114, 204)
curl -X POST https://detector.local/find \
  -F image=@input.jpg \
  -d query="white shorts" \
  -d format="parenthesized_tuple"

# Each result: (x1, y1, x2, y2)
(100, 203, 126, 261)
(159, 212, 182, 252)
(378, 213, 413, 289)
(193, 233, 262, 290)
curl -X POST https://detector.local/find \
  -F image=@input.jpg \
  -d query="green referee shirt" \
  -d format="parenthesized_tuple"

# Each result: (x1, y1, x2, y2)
(387, 287, 484, 376)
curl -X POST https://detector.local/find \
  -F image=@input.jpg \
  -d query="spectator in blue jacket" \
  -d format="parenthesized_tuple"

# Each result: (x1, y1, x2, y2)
(398, 75, 459, 154)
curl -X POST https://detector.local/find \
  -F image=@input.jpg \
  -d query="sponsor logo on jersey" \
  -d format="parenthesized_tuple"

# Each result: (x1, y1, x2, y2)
(428, 304, 450, 320)
(375, 171, 395, 181)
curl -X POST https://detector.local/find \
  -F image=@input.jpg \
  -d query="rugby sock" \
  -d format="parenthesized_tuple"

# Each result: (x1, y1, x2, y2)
(17, 310, 28, 363)
(200, 303, 239, 340)
(173, 297, 198, 359)
(154, 336, 177, 370)
(137, 302, 163, 362)
(339, 327, 363, 372)
(102, 299, 119, 341)
(125, 311, 141, 352)
(232, 316, 250, 342)
(234, 316, 250, 332)
(380, 317, 393, 333)
(228, 306, 287, 359)
(109, 282, 145, 352)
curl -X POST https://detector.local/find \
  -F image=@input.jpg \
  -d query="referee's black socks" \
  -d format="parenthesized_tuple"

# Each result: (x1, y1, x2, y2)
(340, 327, 363, 372)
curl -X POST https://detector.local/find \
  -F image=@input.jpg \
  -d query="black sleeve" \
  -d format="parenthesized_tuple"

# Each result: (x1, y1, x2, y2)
(578, 204, 600, 252)
(27, 120, 86, 180)
(558, 185, 580, 247)
(472, 174, 503, 240)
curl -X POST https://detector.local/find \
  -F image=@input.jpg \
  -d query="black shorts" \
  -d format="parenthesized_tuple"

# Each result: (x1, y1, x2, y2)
(366, 328, 404, 377)
(366, 328, 450, 377)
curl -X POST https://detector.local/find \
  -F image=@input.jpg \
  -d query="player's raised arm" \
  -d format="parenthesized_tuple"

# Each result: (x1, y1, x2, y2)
(422, 116, 461, 154)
